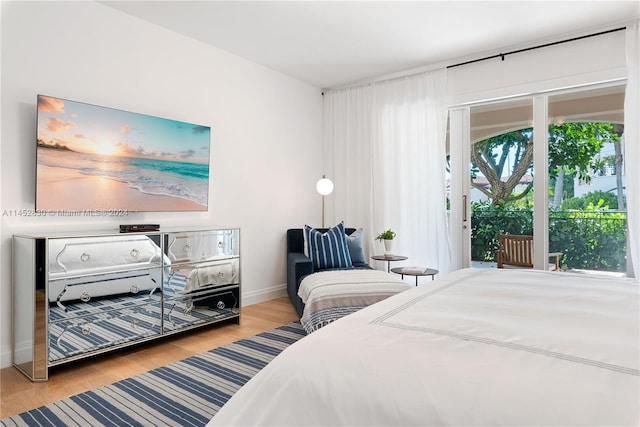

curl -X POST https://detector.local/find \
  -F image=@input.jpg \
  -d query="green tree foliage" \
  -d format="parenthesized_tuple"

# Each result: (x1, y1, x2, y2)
(471, 129, 533, 204)
(549, 170, 575, 201)
(472, 123, 617, 205)
(547, 123, 615, 182)
(549, 205, 627, 272)
(548, 123, 617, 206)
(561, 190, 619, 210)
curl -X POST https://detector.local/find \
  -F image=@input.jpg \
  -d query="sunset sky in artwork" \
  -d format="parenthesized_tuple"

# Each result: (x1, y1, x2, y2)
(37, 95, 211, 164)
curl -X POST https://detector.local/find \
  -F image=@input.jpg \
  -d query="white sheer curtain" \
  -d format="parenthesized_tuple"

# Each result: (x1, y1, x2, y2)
(625, 23, 639, 278)
(323, 69, 452, 275)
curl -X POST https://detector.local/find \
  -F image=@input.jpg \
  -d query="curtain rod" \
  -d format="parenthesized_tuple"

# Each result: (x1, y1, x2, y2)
(447, 26, 626, 69)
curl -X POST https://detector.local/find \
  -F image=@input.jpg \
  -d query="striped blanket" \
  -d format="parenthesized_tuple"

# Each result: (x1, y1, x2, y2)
(298, 269, 410, 333)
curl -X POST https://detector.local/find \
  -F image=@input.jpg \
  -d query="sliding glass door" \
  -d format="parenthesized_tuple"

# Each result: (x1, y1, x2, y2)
(468, 99, 533, 267)
(547, 86, 627, 275)
(449, 83, 628, 275)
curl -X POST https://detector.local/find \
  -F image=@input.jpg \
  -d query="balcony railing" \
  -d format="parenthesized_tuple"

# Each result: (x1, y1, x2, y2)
(595, 164, 616, 176)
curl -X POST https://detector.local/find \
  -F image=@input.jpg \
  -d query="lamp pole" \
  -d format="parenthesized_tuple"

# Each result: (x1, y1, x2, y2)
(316, 175, 334, 228)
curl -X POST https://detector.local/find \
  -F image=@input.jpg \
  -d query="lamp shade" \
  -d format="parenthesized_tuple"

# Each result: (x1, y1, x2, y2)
(316, 176, 334, 196)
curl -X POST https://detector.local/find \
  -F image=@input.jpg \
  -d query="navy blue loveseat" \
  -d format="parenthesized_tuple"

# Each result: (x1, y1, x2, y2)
(286, 227, 370, 317)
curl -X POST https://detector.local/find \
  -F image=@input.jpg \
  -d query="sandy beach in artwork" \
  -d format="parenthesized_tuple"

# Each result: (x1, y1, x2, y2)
(36, 165, 205, 212)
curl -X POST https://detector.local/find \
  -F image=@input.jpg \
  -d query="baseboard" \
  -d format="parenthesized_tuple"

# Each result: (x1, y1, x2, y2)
(0, 348, 11, 369)
(241, 283, 287, 306)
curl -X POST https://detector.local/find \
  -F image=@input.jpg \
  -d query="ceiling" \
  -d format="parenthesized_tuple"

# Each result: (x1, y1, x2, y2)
(101, 1, 640, 89)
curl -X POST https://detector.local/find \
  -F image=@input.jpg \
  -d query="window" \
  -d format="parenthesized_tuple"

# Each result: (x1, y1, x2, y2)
(449, 83, 628, 276)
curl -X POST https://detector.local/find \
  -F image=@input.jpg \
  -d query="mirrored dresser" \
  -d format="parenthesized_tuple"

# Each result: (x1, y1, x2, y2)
(13, 227, 240, 381)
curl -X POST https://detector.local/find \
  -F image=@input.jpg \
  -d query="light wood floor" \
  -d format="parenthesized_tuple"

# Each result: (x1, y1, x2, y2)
(0, 296, 298, 419)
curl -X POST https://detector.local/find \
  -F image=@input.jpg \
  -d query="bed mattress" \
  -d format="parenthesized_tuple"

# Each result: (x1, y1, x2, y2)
(209, 268, 640, 426)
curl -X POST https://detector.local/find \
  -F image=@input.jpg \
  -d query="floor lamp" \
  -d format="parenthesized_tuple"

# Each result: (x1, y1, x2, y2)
(316, 175, 334, 228)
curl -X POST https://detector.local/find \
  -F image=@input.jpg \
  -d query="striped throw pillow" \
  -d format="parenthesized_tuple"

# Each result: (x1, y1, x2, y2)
(304, 223, 353, 270)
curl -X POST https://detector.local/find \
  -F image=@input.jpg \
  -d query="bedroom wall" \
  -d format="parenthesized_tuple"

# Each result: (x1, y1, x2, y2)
(0, 1, 322, 368)
(446, 28, 627, 105)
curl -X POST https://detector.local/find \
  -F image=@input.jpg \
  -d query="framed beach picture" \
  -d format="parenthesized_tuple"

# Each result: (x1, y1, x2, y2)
(35, 95, 211, 213)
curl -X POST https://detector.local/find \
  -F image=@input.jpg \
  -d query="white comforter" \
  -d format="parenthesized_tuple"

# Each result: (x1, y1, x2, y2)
(209, 268, 639, 426)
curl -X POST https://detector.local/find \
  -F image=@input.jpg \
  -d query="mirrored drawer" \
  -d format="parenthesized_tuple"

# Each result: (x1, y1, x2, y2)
(164, 259, 239, 298)
(163, 287, 239, 333)
(48, 302, 162, 363)
(49, 285, 162, 323)
(48, 267, 162, 305)
(48, 234, 163, 278)
(165, 229, 238, 263)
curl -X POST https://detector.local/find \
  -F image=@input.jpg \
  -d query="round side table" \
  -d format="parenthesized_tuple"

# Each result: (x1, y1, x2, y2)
(371, 255, 408, 272)
(391, 267, 439, 286)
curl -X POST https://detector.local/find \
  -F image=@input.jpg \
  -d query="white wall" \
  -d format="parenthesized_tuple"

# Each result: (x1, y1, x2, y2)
(446, 29, 627, 106)
(0, 2, 322, 368)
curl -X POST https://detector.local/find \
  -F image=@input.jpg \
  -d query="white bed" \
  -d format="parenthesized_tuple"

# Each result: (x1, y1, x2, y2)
(209, 268, 639, 426)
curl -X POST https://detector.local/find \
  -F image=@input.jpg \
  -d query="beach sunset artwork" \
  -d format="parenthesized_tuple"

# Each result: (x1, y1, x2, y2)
(36, 95, 211, 212)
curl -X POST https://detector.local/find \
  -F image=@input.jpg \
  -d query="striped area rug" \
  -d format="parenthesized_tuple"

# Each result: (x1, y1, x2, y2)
(1, 322, 306, 427)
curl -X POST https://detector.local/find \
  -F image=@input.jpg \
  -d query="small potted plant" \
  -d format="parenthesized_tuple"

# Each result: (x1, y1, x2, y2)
(375, 229, 396, 256)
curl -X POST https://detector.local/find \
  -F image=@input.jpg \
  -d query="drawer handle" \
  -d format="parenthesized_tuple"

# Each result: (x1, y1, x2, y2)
(216, 301, 226, 309)
(130, 249, 140, 258)
(183, 244, 191, 253)
(80, 292, 91, 302)
(130, 284, 139, 294)
(218, 241, 224, 248)
(131, 319, 139, 329)
(81, 325, 91, 336)
(80, 253, 91, 262)
(218, 272, 225, 278)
